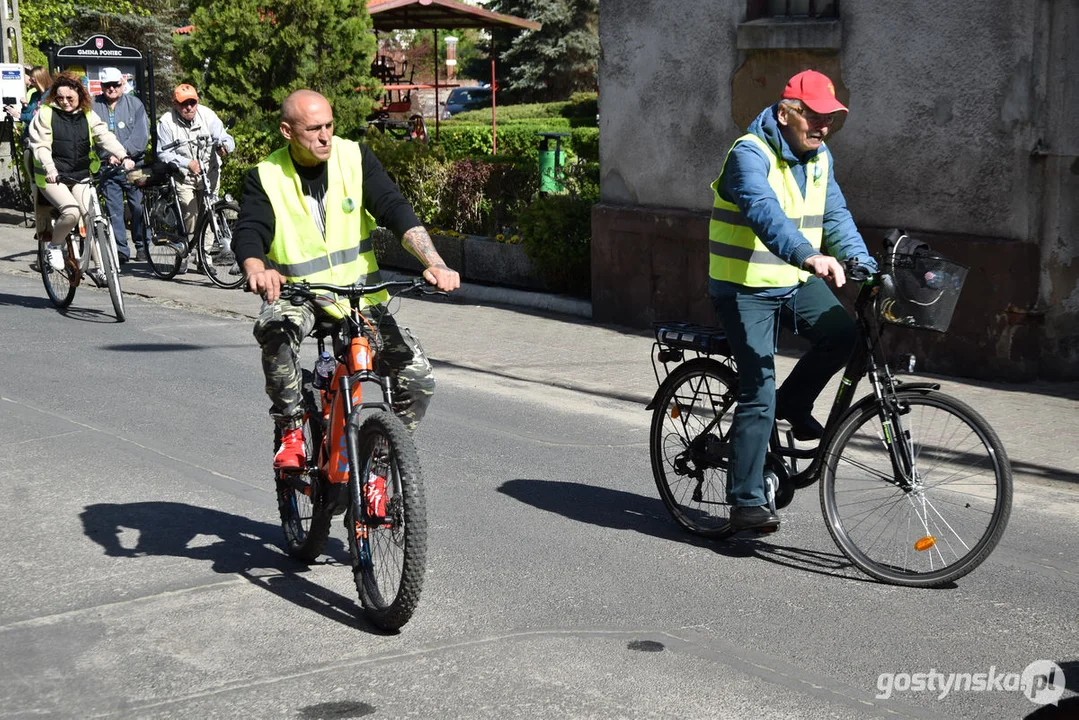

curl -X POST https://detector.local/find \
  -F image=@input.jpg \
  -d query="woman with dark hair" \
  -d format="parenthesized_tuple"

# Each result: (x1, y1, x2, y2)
(27, 72, 134, 278)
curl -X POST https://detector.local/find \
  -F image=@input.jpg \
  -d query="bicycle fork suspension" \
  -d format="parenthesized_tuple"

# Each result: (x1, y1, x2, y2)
(867, 367, 917, 491)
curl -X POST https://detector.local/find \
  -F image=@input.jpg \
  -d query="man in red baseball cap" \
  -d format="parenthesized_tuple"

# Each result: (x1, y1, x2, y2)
(705, 69, 876, 533)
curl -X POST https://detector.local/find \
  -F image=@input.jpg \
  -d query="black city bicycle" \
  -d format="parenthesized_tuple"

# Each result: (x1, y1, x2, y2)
(129, 135, 243, 289)
(647, 233, 1012, 588)
(272, 278, 436, 630)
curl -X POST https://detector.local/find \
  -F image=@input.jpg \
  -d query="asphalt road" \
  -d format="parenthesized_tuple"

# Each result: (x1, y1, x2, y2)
(0, 271, 1076, 720)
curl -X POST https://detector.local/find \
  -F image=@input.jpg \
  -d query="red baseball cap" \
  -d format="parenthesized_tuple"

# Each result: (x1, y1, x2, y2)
(781, 70, 848, 114)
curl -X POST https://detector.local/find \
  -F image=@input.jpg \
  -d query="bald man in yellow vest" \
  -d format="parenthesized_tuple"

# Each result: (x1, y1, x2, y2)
(233, 89, 459, 471)
(708, 70, 877, 532)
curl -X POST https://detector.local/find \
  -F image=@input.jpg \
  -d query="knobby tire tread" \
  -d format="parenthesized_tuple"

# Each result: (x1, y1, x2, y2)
(348, 410, 427, 631)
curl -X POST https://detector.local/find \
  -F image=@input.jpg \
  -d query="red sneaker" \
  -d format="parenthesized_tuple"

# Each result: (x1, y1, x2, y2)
(274, 427, 306, 471)
(365, 473, 387, 518)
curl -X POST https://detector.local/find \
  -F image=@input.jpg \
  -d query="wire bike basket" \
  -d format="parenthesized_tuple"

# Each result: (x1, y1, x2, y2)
(876, 233, 968, 333)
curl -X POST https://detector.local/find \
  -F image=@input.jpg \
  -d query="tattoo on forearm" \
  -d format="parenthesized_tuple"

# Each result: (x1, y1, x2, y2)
(401, 226, 445, 267)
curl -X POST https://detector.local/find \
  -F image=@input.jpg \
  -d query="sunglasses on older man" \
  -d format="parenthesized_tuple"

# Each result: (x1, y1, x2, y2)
(101, 82, 122, 90)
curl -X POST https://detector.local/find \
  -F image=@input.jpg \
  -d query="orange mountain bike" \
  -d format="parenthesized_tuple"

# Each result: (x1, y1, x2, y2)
(274, 277, 435, 631)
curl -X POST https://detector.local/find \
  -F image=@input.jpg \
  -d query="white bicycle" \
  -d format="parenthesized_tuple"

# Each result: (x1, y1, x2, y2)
(39, 165, 127, 322)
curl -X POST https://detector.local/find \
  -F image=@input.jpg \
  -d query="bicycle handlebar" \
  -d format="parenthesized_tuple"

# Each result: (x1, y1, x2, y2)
(277, 277, 434, 302)
(56, 161, 129, 185)
(844, 258, 874, 284)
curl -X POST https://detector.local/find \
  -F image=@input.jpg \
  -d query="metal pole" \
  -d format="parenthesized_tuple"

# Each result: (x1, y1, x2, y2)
(433, 28, 440, 141)
(491, 52, 497, 155)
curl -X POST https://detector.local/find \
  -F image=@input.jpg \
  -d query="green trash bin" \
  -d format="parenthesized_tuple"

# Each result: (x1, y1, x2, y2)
(536, 131, 571, 194)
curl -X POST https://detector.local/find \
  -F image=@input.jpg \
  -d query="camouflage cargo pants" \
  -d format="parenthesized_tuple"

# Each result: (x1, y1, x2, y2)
(253, 297, 435, 433)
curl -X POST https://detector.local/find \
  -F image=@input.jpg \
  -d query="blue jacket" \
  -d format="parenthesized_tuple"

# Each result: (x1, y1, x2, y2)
(710, 104, 876, 298)
(91, 92, 149, 158)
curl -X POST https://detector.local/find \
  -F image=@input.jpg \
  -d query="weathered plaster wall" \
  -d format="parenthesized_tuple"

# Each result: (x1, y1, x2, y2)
(596, 0, 1079, 379)
(599, 0, 742, 210)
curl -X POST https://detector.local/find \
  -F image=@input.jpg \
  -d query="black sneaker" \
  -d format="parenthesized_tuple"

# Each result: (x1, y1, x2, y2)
(775, 406, 824, 441)
(135, 248, 148, 262)
(729, 505, 780, 532)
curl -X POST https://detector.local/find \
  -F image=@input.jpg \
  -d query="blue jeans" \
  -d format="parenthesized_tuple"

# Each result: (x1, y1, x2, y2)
(101, 175, 146, 259)
(711, 276, 857, 507)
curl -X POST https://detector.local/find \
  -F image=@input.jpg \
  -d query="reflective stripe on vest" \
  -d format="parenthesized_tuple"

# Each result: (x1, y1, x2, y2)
(708, 133, 829, 287)
(33, 105, 102, 188)
(258, 138, 387, 317)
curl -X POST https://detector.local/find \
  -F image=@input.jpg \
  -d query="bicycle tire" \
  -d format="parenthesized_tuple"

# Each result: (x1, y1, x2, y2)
(146, 237, 183, 279)
(275, 370, 331, 562)
(40, 233, 80, 308)
(143, 192, 183, 279)
(346, 410, 427, 631)
(96, 220, 126, 322)
(649, 357, 739, 537)
(820, 390, 1012, 587)
(195, 200, 244, 289)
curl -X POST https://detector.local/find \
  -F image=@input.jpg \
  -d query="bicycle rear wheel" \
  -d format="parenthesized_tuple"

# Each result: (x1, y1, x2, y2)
(276, 371, 331, 562)
(346, 410, 427, 631)
(195, 200, 244, 289)
(40, 233, 80, 308)
(96, 221, 126, 322)
(649, 357, 738, 537)
(820, 390, 1012, 587)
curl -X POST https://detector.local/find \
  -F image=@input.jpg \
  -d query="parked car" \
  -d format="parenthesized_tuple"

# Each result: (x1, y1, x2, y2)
(440, 85, 492, 119)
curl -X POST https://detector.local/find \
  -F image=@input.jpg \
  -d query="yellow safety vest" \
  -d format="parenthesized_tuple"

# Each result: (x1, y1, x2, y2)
(258, 138, 388, 317)
(708, 133, 828, 287)
(32, 105, 101, 188)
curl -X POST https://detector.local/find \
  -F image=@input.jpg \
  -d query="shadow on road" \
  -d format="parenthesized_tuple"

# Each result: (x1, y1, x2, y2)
(0, 290, 54, 309)
(78, 501, 392, 634)
(498, 478, 885, 584)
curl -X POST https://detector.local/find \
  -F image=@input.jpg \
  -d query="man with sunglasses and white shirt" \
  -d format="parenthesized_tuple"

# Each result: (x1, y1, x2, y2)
(92, 67, 149, 264)
(156, 83, 236, 270)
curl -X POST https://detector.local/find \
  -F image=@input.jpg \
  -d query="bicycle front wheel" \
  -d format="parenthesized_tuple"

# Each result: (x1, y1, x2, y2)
(196, 200, 244, 289)
(820, 390, 1012, 587)
(40, 233, 80, 308)
(346, 410, 427, 631)
(649, 357, 738, 537)
(276, 371, 331, 562)
(96, 221, 126, 321)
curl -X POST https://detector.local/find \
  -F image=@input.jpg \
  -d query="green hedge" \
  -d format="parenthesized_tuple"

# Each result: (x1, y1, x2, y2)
(450, 92, 597, 127)
(437, 123, 579, 161)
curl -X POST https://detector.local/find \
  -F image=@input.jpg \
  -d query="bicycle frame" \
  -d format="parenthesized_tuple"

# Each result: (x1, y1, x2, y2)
(56, 172, 118, 279)
(649, 277, 940, 496)
(306, 295, 399, 516)
(157, 138, 225, 254)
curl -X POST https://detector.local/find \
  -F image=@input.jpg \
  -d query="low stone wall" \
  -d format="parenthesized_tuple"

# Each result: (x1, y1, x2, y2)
(372, 228, 546, 291)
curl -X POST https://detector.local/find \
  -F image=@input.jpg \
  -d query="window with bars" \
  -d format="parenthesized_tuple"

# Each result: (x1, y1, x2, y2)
(747, 0, 839, 19)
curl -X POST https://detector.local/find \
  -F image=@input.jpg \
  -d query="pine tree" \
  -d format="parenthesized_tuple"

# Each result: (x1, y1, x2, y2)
(479, 0, 598, 103)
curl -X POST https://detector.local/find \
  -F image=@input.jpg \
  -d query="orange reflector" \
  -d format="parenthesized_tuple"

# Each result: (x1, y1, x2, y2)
(914, 536, 936, 552)
(670, 405, 681, 419)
